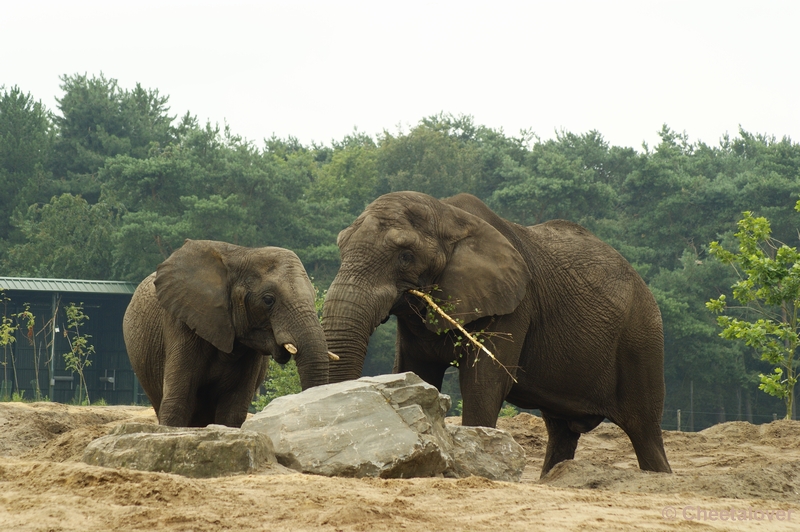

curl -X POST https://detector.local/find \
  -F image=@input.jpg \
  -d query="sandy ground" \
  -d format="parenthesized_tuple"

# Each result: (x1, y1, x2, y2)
(0, 403, 798, 531)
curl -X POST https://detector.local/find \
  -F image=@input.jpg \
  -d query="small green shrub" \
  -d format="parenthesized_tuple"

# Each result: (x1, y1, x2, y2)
(499, 402, 519, 417)
(63, 303, 94, 405)
(252, 359, 302, 411)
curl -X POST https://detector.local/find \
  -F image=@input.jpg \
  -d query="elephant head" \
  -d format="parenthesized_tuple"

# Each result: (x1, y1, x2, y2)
(154, 239, 330, 389)
(322, 191, 531, 382)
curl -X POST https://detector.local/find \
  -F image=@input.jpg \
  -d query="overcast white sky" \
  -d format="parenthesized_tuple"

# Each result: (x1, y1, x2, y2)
(2, 1, 798, 150)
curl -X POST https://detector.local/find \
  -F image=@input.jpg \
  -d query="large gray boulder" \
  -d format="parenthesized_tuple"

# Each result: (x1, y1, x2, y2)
(82, 422, 283, 478)
(445, 425, 526, 481)
(242, 372, 526, 481)
(242, 372, 454, 478)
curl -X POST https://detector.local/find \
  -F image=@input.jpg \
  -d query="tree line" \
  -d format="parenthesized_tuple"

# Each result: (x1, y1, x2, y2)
(2, 74, 799, 429)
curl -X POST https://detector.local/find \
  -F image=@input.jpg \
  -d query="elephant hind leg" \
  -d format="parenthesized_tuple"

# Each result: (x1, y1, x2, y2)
(540, 413, 581, 478)
(621, 420, 672, 473)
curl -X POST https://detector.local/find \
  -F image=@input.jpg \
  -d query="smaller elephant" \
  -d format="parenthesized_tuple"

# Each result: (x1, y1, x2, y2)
(123, 239, 332, 427)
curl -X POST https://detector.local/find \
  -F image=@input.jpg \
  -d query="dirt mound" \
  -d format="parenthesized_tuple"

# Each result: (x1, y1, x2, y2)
(0, 403, 155, 457)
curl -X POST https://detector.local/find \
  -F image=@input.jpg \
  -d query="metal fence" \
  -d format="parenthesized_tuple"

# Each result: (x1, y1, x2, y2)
(1, 283, 143, 405)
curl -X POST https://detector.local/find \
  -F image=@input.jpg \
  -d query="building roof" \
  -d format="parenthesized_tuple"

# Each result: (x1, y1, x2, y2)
(0, 277, 138, 295)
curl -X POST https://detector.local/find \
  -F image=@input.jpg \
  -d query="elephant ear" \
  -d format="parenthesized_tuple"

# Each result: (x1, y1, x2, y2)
(429, 207, 530, 331)
(154, 239, 235, 353)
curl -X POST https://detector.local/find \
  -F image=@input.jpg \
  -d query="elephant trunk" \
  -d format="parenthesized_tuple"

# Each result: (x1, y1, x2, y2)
(279, 310, 330, 390)
(322, 277, 395, 383)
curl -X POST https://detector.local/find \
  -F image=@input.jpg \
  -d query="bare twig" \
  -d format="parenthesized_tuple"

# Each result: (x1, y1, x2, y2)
(407, 289, 517, 383)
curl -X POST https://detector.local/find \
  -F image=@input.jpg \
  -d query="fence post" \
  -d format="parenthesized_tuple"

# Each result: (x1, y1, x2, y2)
(689, 380, 694, 432)
(676, 409, 681, 432)
(48, 293, 58, 400)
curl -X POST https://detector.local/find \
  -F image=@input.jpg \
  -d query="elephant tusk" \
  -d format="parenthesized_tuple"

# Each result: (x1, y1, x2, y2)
(283, 343, 298, 355)
(328, 351, 340, 361)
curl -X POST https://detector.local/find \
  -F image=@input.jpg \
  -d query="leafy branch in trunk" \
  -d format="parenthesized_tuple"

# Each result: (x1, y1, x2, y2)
(407, 288, 517, 383)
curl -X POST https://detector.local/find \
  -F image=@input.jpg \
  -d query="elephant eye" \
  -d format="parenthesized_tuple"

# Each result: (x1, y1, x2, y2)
(263, 294, 276, 308)
(399, 250, 415, 266)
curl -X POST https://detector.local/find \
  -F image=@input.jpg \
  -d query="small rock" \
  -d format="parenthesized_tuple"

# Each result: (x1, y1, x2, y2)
(445, 425, 526, 482)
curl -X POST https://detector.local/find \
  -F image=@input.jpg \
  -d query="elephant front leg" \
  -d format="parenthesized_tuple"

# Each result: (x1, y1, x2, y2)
(457, 338, 521, 428)
(159, 387, 198, 426)
(457, 314, 526, 428)
(159, 333, 213, 427)
(159, 361, 200, 426)
(213, 353, 269, 428)
(458, 366, 511, 428)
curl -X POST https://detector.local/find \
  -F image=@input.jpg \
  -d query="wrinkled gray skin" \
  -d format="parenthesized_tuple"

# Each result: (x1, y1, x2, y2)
(322, 192, 671, 477)
(124, 239, 329, 428)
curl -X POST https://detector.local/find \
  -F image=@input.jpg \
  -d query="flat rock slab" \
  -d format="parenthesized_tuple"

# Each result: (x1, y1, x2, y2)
(83, 422, 282, 478)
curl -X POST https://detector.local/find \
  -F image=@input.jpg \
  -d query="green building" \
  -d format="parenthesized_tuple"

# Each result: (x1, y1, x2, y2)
(0, 277, 144, 405)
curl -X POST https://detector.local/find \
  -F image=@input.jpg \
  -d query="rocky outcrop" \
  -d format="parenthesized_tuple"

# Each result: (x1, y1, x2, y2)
(84, 373, 526, 481)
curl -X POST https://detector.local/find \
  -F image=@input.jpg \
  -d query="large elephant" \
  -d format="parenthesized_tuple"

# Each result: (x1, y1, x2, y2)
(123, 239, 330, 428)
(322, 191, 671, 476)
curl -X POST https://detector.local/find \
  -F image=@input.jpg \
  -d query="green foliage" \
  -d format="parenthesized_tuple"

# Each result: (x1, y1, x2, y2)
(378, 114, 484, 199)
(110, 209, 183, 281)
(8, 390, 25, 402)
(63, 302, 94, 405)
(4, 73, 800, 426)
(0, 291, 17, 350)
(447, 398, 520, 418)
(52, 73, 175, 184)
(707, 209, 800, 419)
(252, 359, 302, 411)
(491, 130, 619, 228)
(98, 147, 197, 217)
(499, 402, 519, 418)
(0, 85, 55, 242)
(4, 194, 117, 279)
(310, 131, 379, 216)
